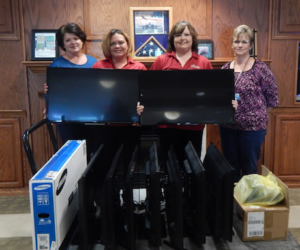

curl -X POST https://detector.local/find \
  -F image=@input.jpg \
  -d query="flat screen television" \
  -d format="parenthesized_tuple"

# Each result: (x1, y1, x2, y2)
(100, 144, 124, 249)
(46, 67, 140, 123)
(145, 142, 162, 247)
(120, 145, 139, 250)
(164, 145, 184, 250)
(139, 69, 235, 126)
(183, 141, 206, 245)
(203, 142, 234, 241)
(77, 144, 105, 250)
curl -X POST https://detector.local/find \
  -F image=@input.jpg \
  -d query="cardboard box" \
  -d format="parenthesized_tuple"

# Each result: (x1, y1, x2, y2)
(233, 165, 290, 241)
(30, 140, 87, 250)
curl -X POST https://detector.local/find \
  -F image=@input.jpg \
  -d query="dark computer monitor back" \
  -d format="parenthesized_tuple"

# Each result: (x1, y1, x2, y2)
(121, 145, 139, 250)
(166, 145, 184, 249)
(139, 69, 235, 125)
(78, 144, 105, 250)
(203, 142, 234, 241)
(47, 67, 140, 123)
(101, 144, 124, 249)
(145, 142, 162, 247)
(184, 141, 206, 245)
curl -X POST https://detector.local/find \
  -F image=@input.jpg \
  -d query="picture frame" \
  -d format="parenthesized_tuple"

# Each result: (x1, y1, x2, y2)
(31, 29, 59, 61)
(129, 7, 173, 62)
(249, 29, 257, 58)
(197, 40, 214, 60)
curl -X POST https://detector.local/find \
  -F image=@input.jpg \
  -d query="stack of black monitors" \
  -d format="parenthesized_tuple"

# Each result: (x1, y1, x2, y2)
(75, 141, 235, 249)
(164, 145, 184, 249)
(145, 142, 162, 247)
(203, 142, 234, 241)
(183, 142, 206, 245)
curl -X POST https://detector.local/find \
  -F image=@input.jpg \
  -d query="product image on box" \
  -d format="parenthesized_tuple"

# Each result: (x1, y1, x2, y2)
(29, 140, 87, 250)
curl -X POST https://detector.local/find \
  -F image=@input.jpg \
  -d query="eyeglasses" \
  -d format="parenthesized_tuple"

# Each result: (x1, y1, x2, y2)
(233, 40, 250, 45)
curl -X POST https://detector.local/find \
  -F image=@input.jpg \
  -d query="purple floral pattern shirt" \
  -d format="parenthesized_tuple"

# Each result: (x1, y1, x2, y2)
(221, 59, 278, 131)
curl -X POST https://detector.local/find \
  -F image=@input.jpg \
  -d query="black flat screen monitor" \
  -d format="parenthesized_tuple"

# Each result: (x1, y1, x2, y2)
(78, 144, 105, 250)
(139, 69, 235, 125)
(203, 142, 234, 241)
(100, 144, 124, 249)
(120, 145, 139, 250)
(145, 142, 162, 247)
(46, 67, 140, 123)
(165, 145, 184, 249)
(183, 141, 206, 245)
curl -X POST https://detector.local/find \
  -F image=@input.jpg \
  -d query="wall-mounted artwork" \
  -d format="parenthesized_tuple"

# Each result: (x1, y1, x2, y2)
(129, 7, 173, 62)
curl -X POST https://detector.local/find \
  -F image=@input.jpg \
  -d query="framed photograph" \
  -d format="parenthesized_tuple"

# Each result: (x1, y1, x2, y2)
(129, 7, 173, 62)
(31, 29, 59, 61)
(197, 40, 214, 60)
(249, 29, 257, 58)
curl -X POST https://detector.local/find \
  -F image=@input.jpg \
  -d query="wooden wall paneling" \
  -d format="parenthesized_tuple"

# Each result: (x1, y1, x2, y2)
(26, 69, 55, 172)
(269, 40, 298, 106)
(169, 0, 212, 39)
(272, 0, 300, 39)
(83, 0, 212, 59)
(0, 0, 21, 40)
(0, 118, 24, 187)
(85, 40, 103, 60)
(23, 0, 84, 61)
(0, 111, 27, 186)
(294, 40, 300, 105)
(206, 124, 221, 151)
(273, 112, 300, 187)
(263, 110, 277, 171)
(212, 0, 270, 59)
(84, 0, 129, 40)
(0, 41, 27, 109)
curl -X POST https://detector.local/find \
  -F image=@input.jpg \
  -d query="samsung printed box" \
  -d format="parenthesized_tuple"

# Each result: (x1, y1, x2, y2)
(30, 140, 87, 250)
(233, 165, 290, 241)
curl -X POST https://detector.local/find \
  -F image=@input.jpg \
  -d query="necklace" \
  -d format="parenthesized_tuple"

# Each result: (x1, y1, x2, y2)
(234, 57, 250, 86)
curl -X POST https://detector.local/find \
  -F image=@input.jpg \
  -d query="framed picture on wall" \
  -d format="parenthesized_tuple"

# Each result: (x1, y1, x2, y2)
(31, 29, 59, 61)
(249, 29, 257, 58)
(129, 7, 173, 62)
(197, 40, 214, 60)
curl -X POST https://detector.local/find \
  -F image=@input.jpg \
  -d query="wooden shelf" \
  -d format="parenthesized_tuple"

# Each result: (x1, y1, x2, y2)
(22, 58, 272, 72)
(22, 61, 52, 73)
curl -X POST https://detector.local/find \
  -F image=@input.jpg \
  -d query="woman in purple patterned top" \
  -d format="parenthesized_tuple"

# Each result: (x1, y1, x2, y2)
(220, 25, 278, 182)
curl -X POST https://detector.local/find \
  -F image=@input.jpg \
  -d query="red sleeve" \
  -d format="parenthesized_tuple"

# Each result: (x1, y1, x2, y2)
(92, 61, 101, 68)
(202, 57, 213, 69)
(140, 64, 147, 71)
(150, 56, 164, 70)
(206, 60, 213, 69)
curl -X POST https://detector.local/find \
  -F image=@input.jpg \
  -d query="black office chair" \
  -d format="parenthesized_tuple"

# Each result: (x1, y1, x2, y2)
(22, 118, 59, 175)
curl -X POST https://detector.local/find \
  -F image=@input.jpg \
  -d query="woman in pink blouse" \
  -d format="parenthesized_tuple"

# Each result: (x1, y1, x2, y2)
(220, 24, 278, 182)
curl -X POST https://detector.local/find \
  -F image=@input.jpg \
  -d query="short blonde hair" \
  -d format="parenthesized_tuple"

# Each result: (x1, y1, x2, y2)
(101, 29, 132, 58)
(232, 24, 254, 44)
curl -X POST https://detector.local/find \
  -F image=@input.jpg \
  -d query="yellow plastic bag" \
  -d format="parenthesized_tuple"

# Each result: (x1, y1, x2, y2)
(234, 172, 284, 206)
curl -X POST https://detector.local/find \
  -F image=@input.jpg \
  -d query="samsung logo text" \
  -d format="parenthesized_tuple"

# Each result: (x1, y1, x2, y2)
(34, 185, 51, 191)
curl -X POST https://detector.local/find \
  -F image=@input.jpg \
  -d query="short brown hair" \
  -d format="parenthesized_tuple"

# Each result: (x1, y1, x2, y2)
(56, 23, 86, 52)
(232, 25, 254, 44)
(101, 29, 132, 58)
(167, 20, 198, 53)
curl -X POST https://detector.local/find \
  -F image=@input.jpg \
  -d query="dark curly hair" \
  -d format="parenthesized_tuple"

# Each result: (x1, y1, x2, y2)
(56, 23, 86, 51)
